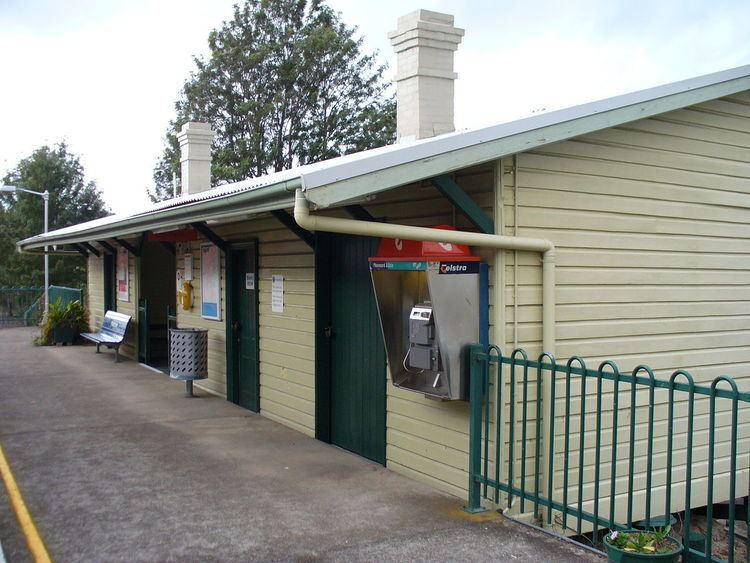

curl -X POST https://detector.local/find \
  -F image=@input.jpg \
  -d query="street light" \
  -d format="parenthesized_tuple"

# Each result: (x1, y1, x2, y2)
(1, 185, 50, 317)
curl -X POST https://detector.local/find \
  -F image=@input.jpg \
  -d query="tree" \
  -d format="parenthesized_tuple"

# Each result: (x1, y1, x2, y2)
(1, 144, 110, 288)
(149, 0, 395, 202)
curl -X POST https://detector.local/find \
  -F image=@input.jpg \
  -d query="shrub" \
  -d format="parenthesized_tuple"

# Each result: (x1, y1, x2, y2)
(36, 299, 89, 345)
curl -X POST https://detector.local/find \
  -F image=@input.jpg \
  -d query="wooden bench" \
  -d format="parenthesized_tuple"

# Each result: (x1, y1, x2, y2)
(81, 311, 132, 363)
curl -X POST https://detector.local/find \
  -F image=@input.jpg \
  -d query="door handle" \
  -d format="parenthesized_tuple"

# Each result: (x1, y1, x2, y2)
(323, 326, 334, 338)
(232, 321, 241, 332)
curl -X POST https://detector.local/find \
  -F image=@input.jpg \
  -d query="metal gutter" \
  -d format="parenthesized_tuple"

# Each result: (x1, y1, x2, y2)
(22, 249, 81, 256)
(17, 178, 301, 251)
(16, 64, 750, 253)
(293, 188, 557, 355)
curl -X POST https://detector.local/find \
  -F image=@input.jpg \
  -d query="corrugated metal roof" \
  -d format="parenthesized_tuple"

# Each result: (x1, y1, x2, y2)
(18, 62, 750, 250)
(301, 63, 750, 207)
(26, 140, 410, 245)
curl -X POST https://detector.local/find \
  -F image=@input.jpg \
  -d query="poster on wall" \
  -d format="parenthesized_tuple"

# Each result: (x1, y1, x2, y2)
(116, 247, 129, 302)
(201, 243, 221, 320)
(271, 275, 284, 313)
(184, 253, 193, 281)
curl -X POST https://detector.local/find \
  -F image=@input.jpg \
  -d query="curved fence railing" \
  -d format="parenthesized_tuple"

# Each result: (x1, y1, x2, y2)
(466, 343, 750, 562)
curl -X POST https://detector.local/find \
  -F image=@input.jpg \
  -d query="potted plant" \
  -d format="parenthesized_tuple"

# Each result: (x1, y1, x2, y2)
(39, 299, 90, 346)
(604, 527, 683, 563)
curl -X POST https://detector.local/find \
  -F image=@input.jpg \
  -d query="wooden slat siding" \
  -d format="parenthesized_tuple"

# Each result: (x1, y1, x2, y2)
(86, 251, 138, 358)
(87, 255, 104, 330)
(171, 217, 317, 436)
(503, 92, 750, 524)
(359, 167, 496, 496)
(254, 225, 315, 436)
(115, 251, 138, 360)
(175, 238, 228, 397)
(188, 170, 490, 452)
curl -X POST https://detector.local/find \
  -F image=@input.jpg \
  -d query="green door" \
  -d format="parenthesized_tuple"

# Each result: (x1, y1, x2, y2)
(103, 254, 115, 312)
(317, 233, 386, 464)
(138, 298, 150, 364)
(230, 245, 259, 412)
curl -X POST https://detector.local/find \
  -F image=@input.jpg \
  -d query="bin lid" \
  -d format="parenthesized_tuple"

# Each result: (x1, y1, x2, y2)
(169, 328, 209, 334)
(370, 225, 479, 261)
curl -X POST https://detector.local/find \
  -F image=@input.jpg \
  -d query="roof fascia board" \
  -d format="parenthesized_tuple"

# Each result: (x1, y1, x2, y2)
(303, 74, 750, 208)
(18, 179, 300, 251)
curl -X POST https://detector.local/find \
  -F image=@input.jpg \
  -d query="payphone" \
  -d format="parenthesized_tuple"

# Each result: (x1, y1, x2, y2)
(369, 226, 488, 400)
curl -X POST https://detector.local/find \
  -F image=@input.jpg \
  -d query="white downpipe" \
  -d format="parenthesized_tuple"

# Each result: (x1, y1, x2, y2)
(293, 188, 556, 355)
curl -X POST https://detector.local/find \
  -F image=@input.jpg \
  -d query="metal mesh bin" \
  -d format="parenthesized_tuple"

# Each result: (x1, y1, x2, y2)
(169, 328, 208, 396)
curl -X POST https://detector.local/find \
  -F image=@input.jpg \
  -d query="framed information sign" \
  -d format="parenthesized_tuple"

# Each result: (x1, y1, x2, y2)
(201, 243, 221, 320)
(116, 247, 129, 302)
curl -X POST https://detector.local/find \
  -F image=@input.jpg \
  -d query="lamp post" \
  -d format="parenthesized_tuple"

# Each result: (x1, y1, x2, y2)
(1, 185, 50, 316)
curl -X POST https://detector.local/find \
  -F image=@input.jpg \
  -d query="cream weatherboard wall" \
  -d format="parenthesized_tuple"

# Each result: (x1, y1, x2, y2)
(116, 250, 139, 360)
(180, 170, 493, 446)
(499, 91, 750, 524)
(181, 218, 317, 436)
(363, 168, 496, 498)
(87, 254, 104, 330)
(82, 90, 750, 512)
(83, 222, 316, 434)
(82, 170, 494, 499)
(87, 247, 138, 359)
(172, 241, 228, 397)
(84, 223, 317, 435)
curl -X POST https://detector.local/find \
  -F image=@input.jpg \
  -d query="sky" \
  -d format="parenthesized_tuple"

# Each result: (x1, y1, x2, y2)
(1, 0, 749, 216)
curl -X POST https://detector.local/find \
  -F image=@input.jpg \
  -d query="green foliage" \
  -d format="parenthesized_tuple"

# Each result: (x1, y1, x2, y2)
(37, 299, 90, 346)
(149, 0, 395, 202)
(605, 527, 678, 554)
(1, 144, 110, 288)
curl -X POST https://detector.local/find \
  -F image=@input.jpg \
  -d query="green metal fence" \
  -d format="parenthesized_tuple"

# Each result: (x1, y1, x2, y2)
(466, 343, 750, 562)
(0, 287, 43, 326)
(49, 286, 83, 308)
(0, 286, 84, 327)
(22, 286, 84, 326)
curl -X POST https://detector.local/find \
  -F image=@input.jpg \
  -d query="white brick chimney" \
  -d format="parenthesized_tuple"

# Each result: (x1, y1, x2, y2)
(388, 10, 464, 142)
(177, 122, 215, 195)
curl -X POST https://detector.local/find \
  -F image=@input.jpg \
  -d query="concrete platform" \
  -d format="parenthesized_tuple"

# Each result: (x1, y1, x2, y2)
(0, 327, 602, 561)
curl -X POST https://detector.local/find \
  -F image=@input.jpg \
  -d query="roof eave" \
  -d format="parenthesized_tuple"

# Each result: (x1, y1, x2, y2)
(302, 70, 750, 208)
(18, 177, 302, 252)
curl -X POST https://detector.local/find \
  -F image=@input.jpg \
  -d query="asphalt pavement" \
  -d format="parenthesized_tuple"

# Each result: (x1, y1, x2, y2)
(0, 327, 601, 561)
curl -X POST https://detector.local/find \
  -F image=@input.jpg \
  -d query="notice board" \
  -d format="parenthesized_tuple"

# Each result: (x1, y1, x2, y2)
(201, 243, 221, 320)
(116, 247, 129, 302)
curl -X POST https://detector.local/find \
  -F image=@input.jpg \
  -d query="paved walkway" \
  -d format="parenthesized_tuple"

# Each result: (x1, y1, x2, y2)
(0, 327, 601, 561)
